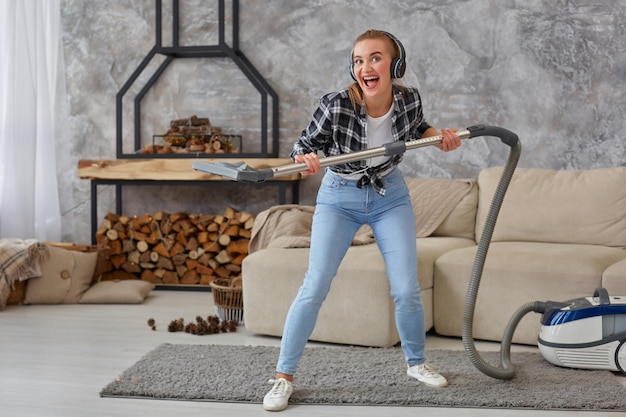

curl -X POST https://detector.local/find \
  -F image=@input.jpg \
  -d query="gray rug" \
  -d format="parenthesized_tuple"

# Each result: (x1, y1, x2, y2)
(101, 343, 626, 410)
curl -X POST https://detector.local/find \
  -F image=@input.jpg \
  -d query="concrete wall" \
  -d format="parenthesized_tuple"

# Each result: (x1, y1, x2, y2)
(59, 0, 626, 243)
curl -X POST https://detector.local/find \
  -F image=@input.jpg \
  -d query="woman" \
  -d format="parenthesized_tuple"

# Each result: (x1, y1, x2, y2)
(263, 29, 461, 412)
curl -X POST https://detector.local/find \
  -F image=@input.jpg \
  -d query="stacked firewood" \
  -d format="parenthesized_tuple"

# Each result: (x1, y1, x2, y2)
(140, 114, 240, 154)
(95, 207, 254, 285)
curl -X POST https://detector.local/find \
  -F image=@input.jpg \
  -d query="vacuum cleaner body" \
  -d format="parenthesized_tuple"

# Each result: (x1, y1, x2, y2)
(537, 288, 626, 373)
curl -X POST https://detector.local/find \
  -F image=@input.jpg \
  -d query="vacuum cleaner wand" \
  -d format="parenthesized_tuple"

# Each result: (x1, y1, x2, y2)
(192, 125, 515, 182)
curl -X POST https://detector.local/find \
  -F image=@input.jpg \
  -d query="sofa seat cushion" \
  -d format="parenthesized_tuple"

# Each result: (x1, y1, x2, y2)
(416, 237, 477, 290)
(434, 242, 626, 345)
(242, 237, 475, 347)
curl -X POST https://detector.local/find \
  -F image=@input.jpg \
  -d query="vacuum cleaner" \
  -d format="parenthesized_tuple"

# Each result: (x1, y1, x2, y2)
(538, 288, 626, 373)
(193, 124, 626, 379)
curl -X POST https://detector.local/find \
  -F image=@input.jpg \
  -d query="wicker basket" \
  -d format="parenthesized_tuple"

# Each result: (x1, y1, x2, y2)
(209, 277, 243, 323)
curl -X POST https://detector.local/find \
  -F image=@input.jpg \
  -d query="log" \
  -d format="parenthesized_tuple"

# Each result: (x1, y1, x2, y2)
(224, 206, 236, 219)
(140, 269, 155, 283)
(121, 261, 142, 274)
(176, 265, 188, 277)
(169, 242, 185, 257)
(180, 270, 199, 285)
(171, 254, 187, 266)
(156, 256, 174, 271)
(199, 274, 216, 285)
(239, 211, 252, 223)
(152, 242, 171, 258)
(127, 250, 140, 264)
(122, 239, 135, 253)
(110, 254, 126, 269)
(105, 213, 121, 223)
(162, 270, 179, 284)
(215, 250, 233, 264)
(224, 225, 240, 236)
(226, 239, 249, 255)
(232, 254, 246, 266)
(218, 234, 231, 247)
(108, 239, 122, 255)
(185, 236, 198, 251)
(197, 231, 209, 244)
(137, 240, 149, 252)
(101, 270, 136, 281)
(195, 264, 214, 276)
(204, 241, 220, 253)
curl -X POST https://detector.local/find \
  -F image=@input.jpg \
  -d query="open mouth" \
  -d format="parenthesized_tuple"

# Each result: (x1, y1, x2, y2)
(362, 75, 379, 88)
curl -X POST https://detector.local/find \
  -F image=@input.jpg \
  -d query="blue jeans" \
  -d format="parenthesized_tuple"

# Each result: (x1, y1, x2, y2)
(276, 167, 425, 375)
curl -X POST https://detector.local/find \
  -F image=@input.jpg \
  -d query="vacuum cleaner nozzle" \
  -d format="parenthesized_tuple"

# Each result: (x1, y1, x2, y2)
(192, 161, 273, 183)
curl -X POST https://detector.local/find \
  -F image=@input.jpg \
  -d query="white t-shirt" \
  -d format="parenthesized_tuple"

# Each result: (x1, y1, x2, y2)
(366, 105, 394, 168)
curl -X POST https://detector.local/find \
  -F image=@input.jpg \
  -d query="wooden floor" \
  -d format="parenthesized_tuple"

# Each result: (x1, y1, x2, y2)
(0, 290, 623, 417)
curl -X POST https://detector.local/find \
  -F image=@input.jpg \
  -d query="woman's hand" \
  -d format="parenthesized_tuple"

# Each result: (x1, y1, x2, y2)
(294, 152, 321, 176)
(437, 128, 461, 152)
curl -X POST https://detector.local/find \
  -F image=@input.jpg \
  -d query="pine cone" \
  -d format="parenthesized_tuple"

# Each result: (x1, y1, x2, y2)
(168, 317, 185, 332)
(227, 320, 238, 332)
(167, 320, 179, 332)
(147, 318, 156, 331)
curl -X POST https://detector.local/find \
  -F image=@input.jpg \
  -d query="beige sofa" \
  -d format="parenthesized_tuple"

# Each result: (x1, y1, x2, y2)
(242, 166, 626, 347)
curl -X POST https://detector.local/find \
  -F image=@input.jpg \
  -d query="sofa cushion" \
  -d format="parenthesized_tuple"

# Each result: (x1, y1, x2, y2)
(434, 242, 626, 345)
(23, 246, 97, 304)
(475, 166, 626, 246)
(431, 181, 478, 239)
(406, 178, 477, 239)
(79, 279, 155, 304)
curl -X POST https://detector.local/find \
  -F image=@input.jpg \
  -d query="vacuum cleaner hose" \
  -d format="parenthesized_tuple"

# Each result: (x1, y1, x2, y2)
(461, 127, 525, 380)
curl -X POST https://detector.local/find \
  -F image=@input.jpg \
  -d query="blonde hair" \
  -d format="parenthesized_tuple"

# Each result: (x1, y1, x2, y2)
(347, 29, 407, 112)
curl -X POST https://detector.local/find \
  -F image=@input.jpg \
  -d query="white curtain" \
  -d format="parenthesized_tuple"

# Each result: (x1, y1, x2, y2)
(0, 0, 63, 241)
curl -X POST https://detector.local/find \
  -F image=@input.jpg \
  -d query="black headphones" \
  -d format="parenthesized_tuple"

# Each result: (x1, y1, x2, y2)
(350, 31, 406, 81)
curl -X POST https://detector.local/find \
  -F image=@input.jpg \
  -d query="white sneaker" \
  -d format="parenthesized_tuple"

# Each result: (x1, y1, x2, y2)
(263, 378, 293, 411)
(407, 363, 448, 388)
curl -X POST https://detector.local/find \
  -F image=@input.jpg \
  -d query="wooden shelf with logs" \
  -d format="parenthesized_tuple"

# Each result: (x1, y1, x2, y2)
(78, 158, 303, 245)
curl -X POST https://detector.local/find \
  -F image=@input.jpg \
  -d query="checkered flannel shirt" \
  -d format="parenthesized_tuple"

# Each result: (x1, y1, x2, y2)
(290, 85, 431, 196)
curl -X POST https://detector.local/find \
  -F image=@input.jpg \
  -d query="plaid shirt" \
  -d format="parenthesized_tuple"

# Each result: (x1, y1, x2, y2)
(290, 86, 431, 195)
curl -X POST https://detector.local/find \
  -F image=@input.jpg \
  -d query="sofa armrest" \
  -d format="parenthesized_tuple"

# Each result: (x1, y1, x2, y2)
(602, 259, 626, 295)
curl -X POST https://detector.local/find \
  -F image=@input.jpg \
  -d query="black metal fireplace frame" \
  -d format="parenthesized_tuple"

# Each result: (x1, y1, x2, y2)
(115, 0, 279, 158)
